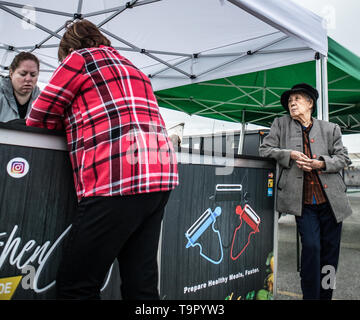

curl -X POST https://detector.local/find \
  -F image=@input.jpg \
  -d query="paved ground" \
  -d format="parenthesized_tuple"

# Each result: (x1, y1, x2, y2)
(275, 190, 360, 300)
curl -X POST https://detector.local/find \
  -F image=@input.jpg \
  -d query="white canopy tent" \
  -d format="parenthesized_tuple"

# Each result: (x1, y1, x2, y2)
(0, 0, 328, 118)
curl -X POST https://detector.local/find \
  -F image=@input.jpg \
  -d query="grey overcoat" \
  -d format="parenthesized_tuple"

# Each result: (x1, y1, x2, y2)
(259, 115, 352, 223)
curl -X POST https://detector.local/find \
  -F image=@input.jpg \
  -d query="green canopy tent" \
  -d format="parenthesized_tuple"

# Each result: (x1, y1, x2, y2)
(156, 37, 360, 134)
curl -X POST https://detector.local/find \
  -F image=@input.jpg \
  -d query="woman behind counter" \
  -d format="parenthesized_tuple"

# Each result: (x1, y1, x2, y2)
(0, 52, 40, 122)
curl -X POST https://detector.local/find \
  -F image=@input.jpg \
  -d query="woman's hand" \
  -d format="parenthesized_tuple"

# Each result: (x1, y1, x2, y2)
(290, 151, 325, 172)
(290, 151, 308, 161)
(290, 151, 311, 171)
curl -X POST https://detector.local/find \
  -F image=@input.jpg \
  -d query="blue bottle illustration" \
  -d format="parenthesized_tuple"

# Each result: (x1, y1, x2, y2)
(185, 206, 223, 265)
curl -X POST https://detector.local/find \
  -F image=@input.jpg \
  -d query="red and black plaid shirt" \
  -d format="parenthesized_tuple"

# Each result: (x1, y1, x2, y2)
(27, 46, 178, 201)
(302, 123, 326, 205)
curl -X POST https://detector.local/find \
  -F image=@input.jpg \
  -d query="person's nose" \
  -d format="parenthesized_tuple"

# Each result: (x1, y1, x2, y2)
(24, 74, 32, 82)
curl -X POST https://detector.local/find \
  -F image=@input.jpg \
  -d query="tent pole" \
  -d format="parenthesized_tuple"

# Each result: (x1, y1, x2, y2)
(77, 0, 83, 14)
(197, 35, 288, 78)
(237, 110, 246, 155)
(321, 56, 329, 121)
(0, 1, 73, 17)
(315, 55, 323, 120)
(100, 28, 193, 79)
(0, 4, 62, 39)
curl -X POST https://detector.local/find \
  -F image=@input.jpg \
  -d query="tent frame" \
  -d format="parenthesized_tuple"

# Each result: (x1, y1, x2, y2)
(0, 0, 336, 136)
(0, 0, 323, 83)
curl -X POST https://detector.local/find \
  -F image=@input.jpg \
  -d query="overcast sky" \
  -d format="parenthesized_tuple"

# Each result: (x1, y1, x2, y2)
(292, 0, 360, 56)
(161, 0, 360, 153)
(291, 0, 360, 153)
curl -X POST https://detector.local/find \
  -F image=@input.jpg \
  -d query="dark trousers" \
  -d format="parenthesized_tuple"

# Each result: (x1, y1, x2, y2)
(56, 191, 171, 300)
(295, 202, 342, 300)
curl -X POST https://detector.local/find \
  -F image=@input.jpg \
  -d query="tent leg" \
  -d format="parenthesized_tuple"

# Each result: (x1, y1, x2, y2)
(237, 122, 246, 155)
(237, 110, 246, 155)
(321, 56, 329, 122)
(315, 57, 323, 120)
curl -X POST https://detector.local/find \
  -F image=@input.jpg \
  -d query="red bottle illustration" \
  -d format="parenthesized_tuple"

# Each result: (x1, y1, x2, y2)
(230, 204, 261, 261)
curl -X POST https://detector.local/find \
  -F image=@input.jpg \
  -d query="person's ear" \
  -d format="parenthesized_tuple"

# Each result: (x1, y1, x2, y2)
(308, 99, 314, 110)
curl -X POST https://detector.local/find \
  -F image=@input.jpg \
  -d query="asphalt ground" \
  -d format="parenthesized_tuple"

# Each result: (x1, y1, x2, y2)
(275, 190, 360, 300)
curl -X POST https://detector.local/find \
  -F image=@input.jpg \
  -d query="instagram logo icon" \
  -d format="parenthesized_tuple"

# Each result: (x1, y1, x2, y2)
(11, 161, 25, 174)
(7, 157, 29, 178)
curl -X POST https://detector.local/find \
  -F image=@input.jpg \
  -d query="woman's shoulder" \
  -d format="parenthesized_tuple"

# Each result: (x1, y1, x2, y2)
(273, 114, 292, 125)
(0, 76, 9, 88)
(0, 77, 12, 96)
(314, 118, 338, 130)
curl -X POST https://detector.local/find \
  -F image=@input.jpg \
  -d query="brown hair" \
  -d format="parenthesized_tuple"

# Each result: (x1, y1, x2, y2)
(10, 52, 40, 72)
(58, 19, 111, 62)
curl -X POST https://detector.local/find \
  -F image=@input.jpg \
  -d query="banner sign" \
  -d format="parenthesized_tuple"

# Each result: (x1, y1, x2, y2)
(0, 143, 120, 299)
(0, 132, 275, 300)
(160, 163, 275, 300)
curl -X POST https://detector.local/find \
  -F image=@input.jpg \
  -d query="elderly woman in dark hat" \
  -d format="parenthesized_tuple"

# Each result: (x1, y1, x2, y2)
(259, 83, 352, 300)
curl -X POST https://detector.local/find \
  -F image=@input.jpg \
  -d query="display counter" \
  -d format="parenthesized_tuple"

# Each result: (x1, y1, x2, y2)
(0, 121, 277, 300)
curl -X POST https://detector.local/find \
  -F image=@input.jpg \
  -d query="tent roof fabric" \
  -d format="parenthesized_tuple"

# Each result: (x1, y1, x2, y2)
(2, 1, 357, 132)
(0, 0, 326, 91)
(328, 37, 360, 81)
(155, 37, 360, 134)
(229, 0, 327, 55)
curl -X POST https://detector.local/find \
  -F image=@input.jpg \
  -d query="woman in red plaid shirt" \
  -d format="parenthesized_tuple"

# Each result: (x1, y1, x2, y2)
(26, 19, 179, 300)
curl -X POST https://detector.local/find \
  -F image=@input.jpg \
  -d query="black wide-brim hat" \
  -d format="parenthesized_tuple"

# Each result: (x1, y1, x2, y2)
(280, 83, 319, 115)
